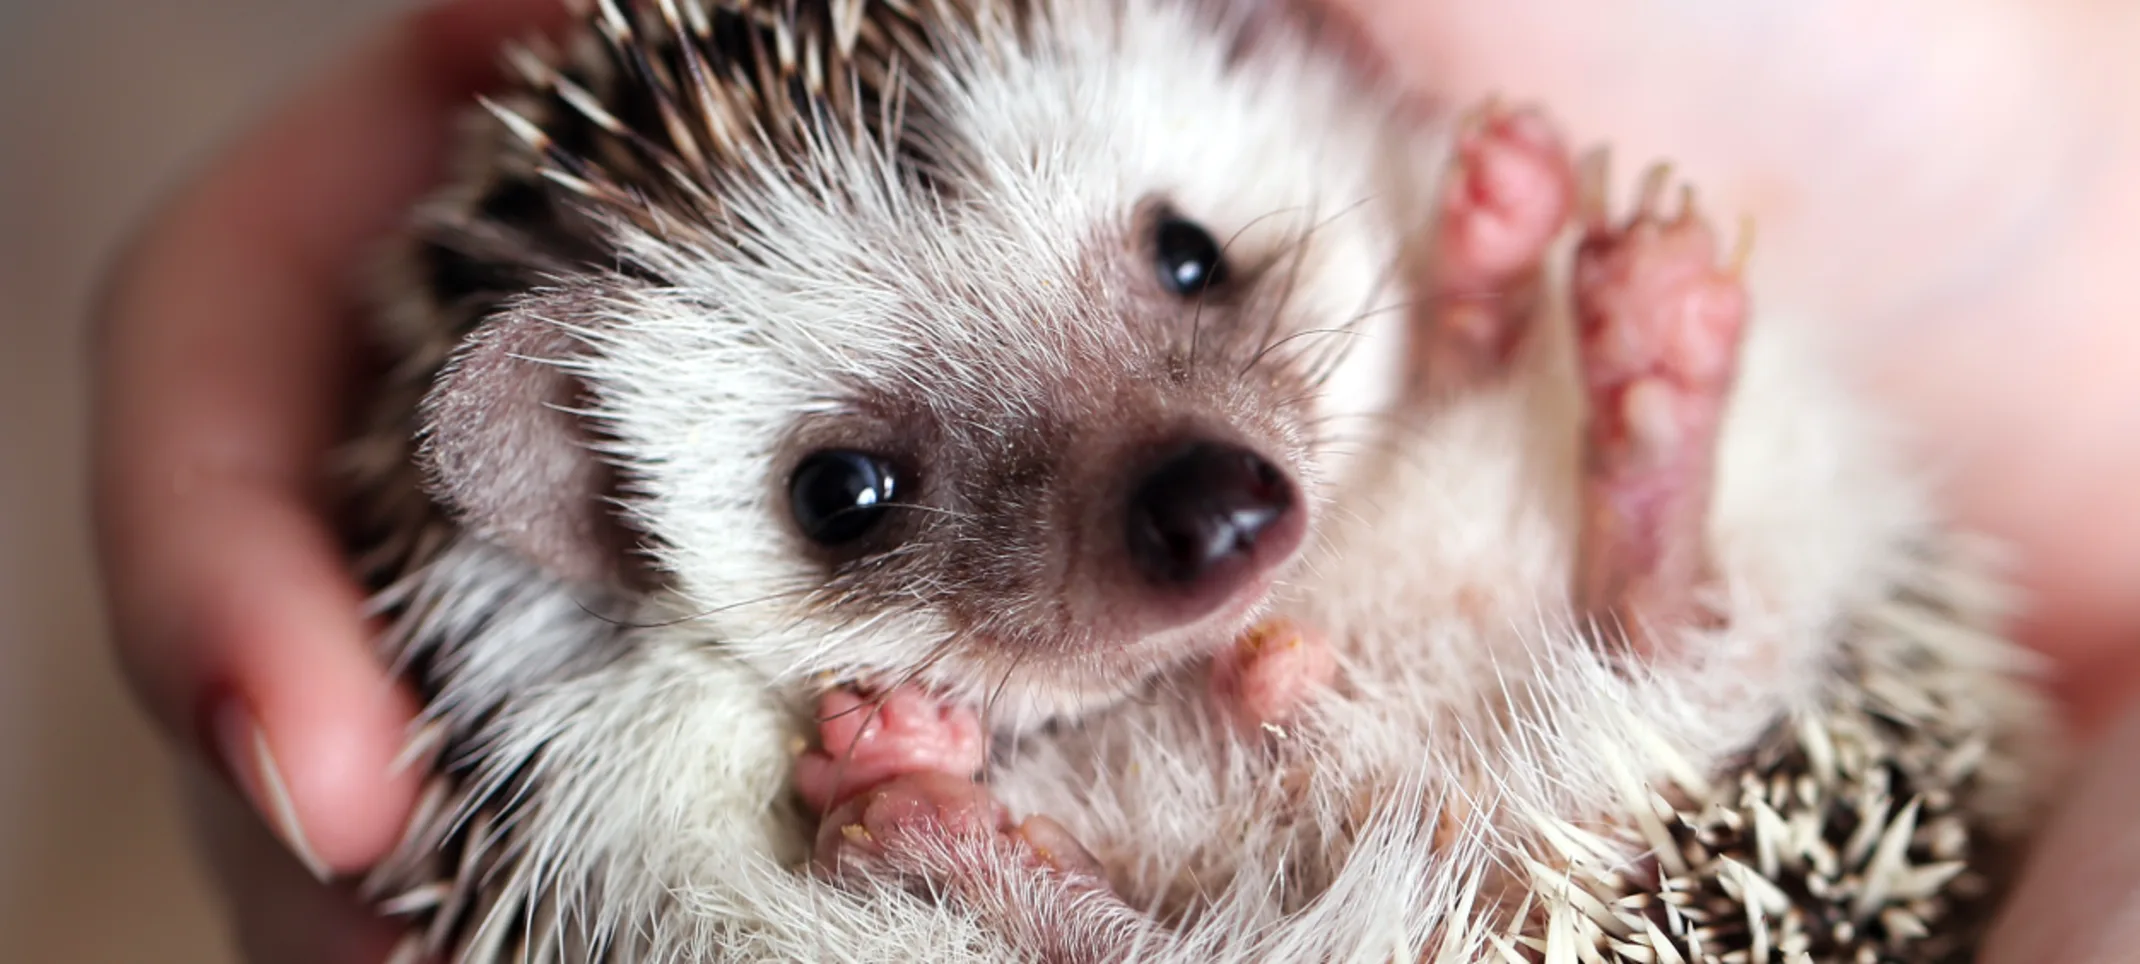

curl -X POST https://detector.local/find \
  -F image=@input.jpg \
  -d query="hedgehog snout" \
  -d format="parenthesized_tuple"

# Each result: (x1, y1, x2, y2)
(1121, 440, 1303, 624)
(938, 418, 1311, 662)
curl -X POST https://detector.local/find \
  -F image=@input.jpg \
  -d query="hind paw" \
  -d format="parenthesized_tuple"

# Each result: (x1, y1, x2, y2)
(795, 685, 986, 813)
(812, 772, 1106, 885)
(812, 772, 1007, 877)
(1570, 158, 1751, 652)
(812, 774, 1156, 961)
(1424, 102, 1578, 389)
(1438, 103, 1578, 294)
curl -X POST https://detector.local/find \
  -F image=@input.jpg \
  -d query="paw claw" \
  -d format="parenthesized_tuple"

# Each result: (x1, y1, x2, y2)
(1728, 213, 1758, 279)
(1674, 184, 1699, 228)
(1575, 147, 1613, 229)
(1013, 814, 1108, 882)
(1635, 161, 1673, 220)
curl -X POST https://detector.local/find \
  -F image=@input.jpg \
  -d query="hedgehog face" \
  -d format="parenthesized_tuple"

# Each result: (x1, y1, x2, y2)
(765, 200, 1320, 653)
(416, 0, 1434, 721)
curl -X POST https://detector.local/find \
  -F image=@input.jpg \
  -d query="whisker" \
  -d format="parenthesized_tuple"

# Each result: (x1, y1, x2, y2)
(1249, 210, 1323, 369)
(878, 502, 979, 522)
(572, 584, 819, 630)
(1302, 246, 1413, 388)
(979, 643, 1032, 782)
(1192, 204, 1320, 375)
(1256, 297, 1420, 388)
(1232, 194, 1391, 385)
(1241, 326, 1364, 376)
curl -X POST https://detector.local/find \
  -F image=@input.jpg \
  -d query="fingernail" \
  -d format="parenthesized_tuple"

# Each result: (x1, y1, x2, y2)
(212, 699, 333, 882)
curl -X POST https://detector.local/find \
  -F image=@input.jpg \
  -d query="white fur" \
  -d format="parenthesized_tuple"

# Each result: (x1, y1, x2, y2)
(561, 0, 1432, 719)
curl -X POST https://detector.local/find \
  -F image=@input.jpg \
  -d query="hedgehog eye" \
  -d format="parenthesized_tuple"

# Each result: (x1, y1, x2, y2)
(789, 450, 904, 546)
(1154, 216, 1228, 296)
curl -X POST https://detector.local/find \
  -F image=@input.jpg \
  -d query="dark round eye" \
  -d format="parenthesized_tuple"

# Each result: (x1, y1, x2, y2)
(1154, 216, 1228, 296)
(789, 450, 903, 546)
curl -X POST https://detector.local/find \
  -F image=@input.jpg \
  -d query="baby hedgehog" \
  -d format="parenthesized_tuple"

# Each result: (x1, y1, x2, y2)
(336, 0, 2063, 960)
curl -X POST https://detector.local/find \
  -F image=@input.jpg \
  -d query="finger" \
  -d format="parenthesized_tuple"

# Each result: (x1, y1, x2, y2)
(90, 0, 569, 875)
(1980, 697, 2140, 964)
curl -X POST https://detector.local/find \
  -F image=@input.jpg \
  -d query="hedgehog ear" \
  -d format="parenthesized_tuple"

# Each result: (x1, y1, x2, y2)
(418, 294, 633, 586)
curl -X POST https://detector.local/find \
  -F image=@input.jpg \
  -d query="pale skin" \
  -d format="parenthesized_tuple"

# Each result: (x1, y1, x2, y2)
(88, 0, 2140, 960)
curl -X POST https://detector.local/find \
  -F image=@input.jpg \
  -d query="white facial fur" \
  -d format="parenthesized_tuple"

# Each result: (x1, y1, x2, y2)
(550, 0, 1438, 723)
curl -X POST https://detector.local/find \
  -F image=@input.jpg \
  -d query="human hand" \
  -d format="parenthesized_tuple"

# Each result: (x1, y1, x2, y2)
(89, 1, 566, 961)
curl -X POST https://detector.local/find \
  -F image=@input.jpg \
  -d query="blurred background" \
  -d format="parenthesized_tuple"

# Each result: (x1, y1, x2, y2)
(0, 2, 405, 959)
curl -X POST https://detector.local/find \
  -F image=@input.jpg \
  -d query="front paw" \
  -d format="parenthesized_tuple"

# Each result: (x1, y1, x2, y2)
(794, 685, 987, 813)
(1208, 617, 1335, 734)
(811, 772, 1106, 888)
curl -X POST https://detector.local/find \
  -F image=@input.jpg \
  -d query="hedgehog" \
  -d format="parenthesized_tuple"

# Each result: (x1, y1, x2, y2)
(335, 0, 2064, 961)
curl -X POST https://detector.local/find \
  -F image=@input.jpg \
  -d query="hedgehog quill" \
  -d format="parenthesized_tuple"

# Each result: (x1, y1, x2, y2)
(339, 0, 2064, 960)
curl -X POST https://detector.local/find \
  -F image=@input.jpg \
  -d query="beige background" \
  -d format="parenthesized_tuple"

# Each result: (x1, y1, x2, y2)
(0, 2, 403, 960)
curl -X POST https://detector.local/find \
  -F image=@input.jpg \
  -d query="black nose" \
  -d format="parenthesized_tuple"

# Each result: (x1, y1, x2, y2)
(1125, 442, 1301, 590)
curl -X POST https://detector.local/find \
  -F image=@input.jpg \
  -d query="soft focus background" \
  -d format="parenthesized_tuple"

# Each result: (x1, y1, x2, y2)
(0, 2, 404, 959)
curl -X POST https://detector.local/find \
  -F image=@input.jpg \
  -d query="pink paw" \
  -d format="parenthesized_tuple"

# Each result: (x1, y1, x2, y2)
(1208, 618, 1336, 732)
(1573, 163, 1750, 407)
(1424, 103, 1578, 389)
(795, 685, 986, 814)
(1437, 103, 1578, 296)
(811, 772, 1106, 885)
(1570, 160, 1752, 649)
